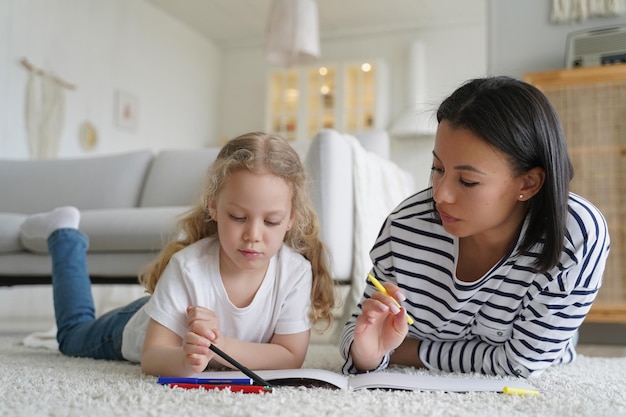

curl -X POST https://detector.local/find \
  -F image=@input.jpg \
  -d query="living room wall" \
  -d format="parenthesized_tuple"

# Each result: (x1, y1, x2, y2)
(487, 0, 626, 77)
(0, 0, 220, 159)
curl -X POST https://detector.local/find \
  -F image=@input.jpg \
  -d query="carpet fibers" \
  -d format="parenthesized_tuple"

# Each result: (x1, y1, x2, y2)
(1, 336, 625, 417)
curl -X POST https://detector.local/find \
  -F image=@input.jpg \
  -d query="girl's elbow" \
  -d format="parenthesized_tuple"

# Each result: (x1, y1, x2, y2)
(140, 360, 156, 376)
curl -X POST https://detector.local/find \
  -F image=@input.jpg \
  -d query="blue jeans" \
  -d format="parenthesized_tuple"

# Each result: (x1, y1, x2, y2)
(48, 228, 149, 360)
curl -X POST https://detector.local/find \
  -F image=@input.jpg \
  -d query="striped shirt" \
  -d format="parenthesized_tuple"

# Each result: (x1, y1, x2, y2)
(340, 189, 610, 378)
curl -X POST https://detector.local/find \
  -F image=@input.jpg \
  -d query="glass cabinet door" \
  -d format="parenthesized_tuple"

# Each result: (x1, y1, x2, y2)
(267, 60, 385, 142)
(345, 62, 376, 132)
(306, 66, 336, 140)
(269, 70, 299, 141)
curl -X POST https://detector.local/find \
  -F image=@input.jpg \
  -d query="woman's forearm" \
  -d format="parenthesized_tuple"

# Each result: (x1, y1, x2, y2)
(390, 338, 424, 368)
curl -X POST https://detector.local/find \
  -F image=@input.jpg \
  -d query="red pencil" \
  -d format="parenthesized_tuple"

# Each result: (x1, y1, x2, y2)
(168, 383, 273, 393)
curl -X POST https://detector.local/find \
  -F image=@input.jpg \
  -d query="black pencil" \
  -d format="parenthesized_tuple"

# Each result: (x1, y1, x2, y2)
(209, 344, 271, 387)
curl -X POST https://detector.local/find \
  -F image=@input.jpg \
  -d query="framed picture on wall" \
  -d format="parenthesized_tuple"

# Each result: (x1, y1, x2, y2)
(115, 90, 139, 131)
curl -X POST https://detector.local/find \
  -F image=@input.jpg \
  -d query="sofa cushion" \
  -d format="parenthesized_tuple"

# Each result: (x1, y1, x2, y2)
(0, 150, 154, 214)
(139, 148, 220, 207)
(20, 207, 188, 254)
(0, 252, 158, 277)
(0, 213, 27, 253)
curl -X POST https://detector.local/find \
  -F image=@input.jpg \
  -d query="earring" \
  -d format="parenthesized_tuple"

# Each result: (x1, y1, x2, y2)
(519, 194, 524, 200)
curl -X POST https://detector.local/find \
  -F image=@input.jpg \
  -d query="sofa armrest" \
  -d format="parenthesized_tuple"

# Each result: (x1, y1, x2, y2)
(305, 129, 354, 282)
(353, 130, 390, 159)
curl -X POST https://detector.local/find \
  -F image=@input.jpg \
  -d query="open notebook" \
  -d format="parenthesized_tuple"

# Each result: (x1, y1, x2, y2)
(190, 368, 539, 393)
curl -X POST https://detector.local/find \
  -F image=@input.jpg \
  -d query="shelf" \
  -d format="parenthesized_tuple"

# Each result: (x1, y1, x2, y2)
(523, 63, 626, 88)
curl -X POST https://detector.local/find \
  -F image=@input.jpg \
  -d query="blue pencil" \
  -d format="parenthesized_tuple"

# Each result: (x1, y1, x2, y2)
(157, 376, 253, 385)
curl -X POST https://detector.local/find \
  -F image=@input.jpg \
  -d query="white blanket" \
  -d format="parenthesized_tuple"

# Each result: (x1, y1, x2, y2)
(341, 134, 414, 326)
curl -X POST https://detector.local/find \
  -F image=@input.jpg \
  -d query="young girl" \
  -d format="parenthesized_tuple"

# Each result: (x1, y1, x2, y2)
(21, 132, 335, 377)
(340, 76, 610, 379)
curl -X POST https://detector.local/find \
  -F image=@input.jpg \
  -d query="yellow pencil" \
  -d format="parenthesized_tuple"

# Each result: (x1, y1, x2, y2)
(502, 386, 539, 396)
(367, 273, 414, 325)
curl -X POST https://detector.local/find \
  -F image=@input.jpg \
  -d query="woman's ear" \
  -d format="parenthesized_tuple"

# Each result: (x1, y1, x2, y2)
(519, 167, 545, 200)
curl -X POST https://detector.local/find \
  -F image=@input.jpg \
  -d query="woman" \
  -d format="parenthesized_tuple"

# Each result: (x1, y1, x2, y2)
(340, 76, 610, 378)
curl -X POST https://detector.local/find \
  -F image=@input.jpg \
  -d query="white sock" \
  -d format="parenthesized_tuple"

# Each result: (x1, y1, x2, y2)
(20, 206, 81, 240)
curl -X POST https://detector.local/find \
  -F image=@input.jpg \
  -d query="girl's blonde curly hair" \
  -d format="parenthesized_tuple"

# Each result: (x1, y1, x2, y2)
(139, 132, 335, 328)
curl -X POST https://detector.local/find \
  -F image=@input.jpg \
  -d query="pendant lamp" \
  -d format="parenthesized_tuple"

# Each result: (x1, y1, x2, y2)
(265, 0, 321, 67)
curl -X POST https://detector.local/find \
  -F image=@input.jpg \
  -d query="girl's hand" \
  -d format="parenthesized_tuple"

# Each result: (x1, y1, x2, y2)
(182, 306, 220, 372)
(181, 331, 212, 373)
(186, 306, 220, 341)
(350, 282, 409, 371)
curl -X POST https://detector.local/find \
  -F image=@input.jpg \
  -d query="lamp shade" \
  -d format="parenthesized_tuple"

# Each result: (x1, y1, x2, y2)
(266, 0, 321, 67)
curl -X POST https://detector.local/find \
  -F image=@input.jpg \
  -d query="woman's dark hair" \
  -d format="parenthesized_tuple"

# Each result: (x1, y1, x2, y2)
(435, 76, 574, 272)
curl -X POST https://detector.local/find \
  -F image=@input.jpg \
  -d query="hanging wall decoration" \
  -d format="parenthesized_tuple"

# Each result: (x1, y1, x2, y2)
(78, 121, 98, 151)
(21, 58, 76, 159)
(114, 90, 139, 131)
(551, 0, 625, 23)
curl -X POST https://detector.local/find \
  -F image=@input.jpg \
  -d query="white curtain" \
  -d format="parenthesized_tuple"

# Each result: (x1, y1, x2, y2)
(551, 0, 625, 23)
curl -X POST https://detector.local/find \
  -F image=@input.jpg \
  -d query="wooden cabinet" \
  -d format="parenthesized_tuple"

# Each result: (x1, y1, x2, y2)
(524, 64, 626, 323)
(267, 61, 387, 142)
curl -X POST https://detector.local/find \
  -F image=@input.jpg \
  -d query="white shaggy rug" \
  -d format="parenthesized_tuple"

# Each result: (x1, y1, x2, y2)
(1, 336, 626, 417)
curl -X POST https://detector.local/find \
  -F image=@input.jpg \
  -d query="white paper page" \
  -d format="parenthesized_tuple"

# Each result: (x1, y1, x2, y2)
(349, 371, 539, 392)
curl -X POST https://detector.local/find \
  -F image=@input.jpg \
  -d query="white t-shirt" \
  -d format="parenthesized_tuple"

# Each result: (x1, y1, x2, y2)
(121, 237, 313, 362)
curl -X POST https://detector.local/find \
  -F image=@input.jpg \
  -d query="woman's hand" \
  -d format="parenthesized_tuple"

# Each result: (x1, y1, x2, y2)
(350, 282, 409, 371)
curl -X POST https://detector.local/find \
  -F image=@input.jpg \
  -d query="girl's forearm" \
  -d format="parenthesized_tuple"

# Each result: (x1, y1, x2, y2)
(141, 345, 195, 377)
(211, 335, 307, 370)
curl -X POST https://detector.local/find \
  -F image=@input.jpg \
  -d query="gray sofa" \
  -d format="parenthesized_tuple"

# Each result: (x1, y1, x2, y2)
(0, 148, 220, 286)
